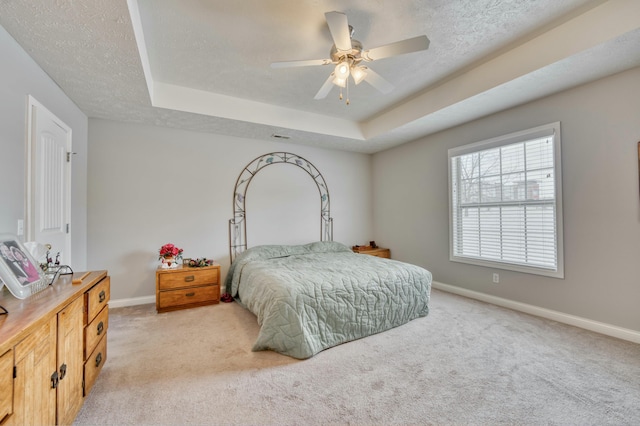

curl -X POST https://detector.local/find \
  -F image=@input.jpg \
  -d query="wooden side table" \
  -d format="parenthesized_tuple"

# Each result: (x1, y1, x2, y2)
(155, 264, 220, 313)
(353, 246, 391, 259)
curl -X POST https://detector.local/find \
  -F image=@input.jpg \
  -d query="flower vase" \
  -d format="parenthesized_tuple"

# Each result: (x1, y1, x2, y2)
(162, 256, 177, 269)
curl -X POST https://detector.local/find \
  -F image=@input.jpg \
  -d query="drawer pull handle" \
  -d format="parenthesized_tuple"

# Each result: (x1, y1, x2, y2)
(99, 290, 106, 303)
(97, 321, 104, 335)
(95, 352, 103, 368)
(59, 363, 67, 380)
(51, 371, 59, 389)
(184, 275, 195, 282)
(185, 292, 195, 297)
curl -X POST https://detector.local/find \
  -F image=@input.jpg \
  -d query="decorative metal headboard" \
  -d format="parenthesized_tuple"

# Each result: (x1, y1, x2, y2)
(229, 152, 333, 263)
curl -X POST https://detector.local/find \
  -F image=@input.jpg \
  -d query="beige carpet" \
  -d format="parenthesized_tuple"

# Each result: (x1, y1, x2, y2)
(74, 289, 640, 425)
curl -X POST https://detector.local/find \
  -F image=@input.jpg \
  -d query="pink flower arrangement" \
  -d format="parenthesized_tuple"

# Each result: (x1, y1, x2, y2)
(158, 243, 183, 260)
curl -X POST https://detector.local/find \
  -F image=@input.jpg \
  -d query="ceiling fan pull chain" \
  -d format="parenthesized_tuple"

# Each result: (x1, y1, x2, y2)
(346, 77, 350, 105)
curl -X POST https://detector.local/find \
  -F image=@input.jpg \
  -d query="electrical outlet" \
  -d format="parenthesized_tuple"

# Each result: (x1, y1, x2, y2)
(17, 219, 24, 236)
(492, 273, 499, 283)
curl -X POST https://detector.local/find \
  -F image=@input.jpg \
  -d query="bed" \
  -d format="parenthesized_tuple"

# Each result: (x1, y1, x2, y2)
(224, 241, 432, 359)
(226, 152, 432, 358)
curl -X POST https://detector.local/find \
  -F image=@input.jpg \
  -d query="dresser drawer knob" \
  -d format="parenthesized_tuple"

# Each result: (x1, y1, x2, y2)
(185, 292, 195, 297)
(184, 275, 195, 282)
(95, 352, 103, 368)
(97, 321, 104, 336)
(99, 290, 106, 303)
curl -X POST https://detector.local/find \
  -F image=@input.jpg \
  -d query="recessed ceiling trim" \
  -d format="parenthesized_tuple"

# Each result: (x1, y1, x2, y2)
(152, 81, 365, 139)
(362, 0, 640, 140)
(126, 0, 155, 102)
(128, 0, 639, 144)
(128, 0, 364, 140)
(112, 0, 640, 149)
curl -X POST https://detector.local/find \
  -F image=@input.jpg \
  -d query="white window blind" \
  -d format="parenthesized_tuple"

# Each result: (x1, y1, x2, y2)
(448, 123, 564, 278)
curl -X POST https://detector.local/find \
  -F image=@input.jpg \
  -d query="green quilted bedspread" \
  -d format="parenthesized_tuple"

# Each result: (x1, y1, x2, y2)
(224, 241, 432, 359)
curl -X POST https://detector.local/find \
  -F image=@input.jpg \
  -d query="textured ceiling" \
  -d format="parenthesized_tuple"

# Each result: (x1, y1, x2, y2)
(1, 0, 639, 153)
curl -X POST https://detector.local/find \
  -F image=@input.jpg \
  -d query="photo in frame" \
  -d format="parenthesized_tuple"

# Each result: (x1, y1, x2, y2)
(0, 234, 48, 299)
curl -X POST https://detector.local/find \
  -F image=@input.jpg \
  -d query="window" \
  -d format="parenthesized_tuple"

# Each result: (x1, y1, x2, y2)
(448, 122, 563, 278)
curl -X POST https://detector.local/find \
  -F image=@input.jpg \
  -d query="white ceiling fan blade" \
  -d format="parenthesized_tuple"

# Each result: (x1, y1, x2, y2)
(363, 68, 394, 94)
(325, 11, 352, 52)
(363, 35, 430, 61)
(271, 59, 332, 68)
(314, 74, 336, 100)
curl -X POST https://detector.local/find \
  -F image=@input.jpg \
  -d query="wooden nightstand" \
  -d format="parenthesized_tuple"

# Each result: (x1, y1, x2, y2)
(155, 264, 220, 313)
(353, 246, 391, 259)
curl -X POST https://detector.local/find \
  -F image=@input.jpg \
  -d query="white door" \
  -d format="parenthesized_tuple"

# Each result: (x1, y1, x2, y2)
(26, 96, 72, 266)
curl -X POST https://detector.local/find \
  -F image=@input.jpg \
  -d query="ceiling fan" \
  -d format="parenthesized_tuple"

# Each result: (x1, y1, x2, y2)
(271, 11, 430, 104)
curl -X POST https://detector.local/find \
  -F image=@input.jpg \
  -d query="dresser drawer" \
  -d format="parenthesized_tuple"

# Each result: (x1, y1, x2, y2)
(84, 332, 107, 397)
(157, 285, 220, 311)
(158, 268, 218, 291)
(85, 306, 108, 359)
(85, 277, 110, 324)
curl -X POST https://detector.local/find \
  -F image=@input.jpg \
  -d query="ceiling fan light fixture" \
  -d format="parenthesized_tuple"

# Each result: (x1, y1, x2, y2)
(351, 66, 367, 85)
(271, 11, 429, 104)
(334, 61, 350, 80)
(332, 76, 347, 88)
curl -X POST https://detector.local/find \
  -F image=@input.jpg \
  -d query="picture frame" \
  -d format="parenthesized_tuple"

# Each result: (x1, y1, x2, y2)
(0, 234, 48, 299)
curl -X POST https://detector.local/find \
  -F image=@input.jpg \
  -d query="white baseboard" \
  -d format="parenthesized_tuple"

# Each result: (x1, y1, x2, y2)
(109, 295, 155, 308)
(432, 281, 640, 344)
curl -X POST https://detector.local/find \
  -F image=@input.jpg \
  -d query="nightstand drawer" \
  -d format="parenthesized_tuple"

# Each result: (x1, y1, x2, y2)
(85, 306, 108, 359)
(367, 249, 390, 258)
(158, 268, 218, 290)
(354, 247, 391, 258)
(157, 285, 220, 310)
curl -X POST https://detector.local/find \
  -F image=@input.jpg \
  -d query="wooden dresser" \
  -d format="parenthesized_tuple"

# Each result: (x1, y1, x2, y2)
(155, 264, 220, 313)
(0, 271, 109, 425)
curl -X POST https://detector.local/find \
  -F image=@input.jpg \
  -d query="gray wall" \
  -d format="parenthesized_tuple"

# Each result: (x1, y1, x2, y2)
(372, 66, 640, 332)
(0, 24, 88, 269)
(88, 119, 373, 301)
